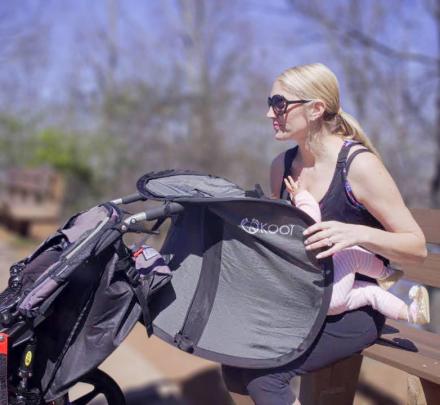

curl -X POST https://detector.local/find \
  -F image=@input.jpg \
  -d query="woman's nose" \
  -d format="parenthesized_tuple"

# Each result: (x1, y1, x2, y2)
(266, 107, 275, 118)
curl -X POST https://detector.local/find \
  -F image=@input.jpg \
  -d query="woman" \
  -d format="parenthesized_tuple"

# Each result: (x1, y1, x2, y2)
(221, 63, 427, 405)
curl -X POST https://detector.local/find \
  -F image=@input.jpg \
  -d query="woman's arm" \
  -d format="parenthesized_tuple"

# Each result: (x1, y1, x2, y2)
(303, 152, 427, 265)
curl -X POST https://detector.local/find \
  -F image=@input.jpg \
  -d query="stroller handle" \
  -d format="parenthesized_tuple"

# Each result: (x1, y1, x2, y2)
(122, 202, 184, 229)
(145, 202, 185, 220)
(111, 192, 145, 205)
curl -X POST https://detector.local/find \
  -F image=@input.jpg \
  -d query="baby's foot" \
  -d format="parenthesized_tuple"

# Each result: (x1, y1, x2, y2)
(408, 285, 430, 324)
(377, 267, 404, 290)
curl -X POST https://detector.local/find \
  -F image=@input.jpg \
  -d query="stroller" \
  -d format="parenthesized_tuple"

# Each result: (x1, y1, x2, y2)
(0, 170, 332, 404)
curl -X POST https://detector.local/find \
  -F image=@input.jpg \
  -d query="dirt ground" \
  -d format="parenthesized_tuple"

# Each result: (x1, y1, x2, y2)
(0, 226, 412, 405)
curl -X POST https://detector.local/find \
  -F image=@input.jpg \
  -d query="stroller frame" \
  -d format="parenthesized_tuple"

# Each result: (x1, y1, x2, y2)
(0, 168, 331, 404)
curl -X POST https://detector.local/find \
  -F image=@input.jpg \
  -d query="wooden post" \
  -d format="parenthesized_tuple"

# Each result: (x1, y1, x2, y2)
(407, 375, 426, 405)
(421, 378, 440, 404)
(408, 375, 440, 405)
(298, 354, 363, 405)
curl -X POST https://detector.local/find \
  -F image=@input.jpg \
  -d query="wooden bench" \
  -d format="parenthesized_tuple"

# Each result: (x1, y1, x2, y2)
(299, 208, 440, 405)
(0, 167, 64, 239)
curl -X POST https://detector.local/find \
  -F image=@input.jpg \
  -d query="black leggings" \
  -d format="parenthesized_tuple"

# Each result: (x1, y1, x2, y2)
(221, 306, 385, 405)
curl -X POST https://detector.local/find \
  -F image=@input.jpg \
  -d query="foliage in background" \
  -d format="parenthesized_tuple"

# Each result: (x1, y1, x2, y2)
(30, 128, 102, 210)
(0, 0, 439, 210)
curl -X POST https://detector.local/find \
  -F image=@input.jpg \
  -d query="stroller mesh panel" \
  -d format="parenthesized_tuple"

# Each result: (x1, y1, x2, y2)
(197, 224, 323, 358)
(151, 199, 331, 367)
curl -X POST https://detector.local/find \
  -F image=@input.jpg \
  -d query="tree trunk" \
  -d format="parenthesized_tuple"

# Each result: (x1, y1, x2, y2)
(431, 11, 440, 208)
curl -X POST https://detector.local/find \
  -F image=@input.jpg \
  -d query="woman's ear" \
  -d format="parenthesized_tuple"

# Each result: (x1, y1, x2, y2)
(308, 100, 326, 121)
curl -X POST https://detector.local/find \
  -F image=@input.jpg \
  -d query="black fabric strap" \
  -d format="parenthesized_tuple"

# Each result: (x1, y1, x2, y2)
(116, 254, 154, 337)
(337, 141, 360, 165)
(346, 148, 371, 171)
(151, 217, 167, 232)
(134, 281, 153, 336)
(341, 147, 371, 186)
(280, 147, 298, 199)
(174, 208, 223, 353)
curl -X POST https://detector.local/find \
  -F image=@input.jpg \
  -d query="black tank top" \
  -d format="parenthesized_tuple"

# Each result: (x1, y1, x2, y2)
(280, 141, 388, 272)
(279, 141, 384, 230)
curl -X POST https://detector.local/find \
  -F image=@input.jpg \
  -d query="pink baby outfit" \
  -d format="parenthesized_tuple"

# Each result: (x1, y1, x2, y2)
(294, 190, 406, 319)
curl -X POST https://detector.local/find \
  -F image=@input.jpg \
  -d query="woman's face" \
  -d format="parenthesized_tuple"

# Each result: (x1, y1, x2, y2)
(266, 81, 309, 142)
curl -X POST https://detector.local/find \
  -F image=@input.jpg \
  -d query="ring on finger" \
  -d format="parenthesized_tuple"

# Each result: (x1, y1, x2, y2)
(326, 238, 333, 247)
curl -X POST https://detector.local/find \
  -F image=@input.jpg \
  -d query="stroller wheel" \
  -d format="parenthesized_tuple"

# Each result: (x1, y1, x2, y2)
(66, 368, 126, 405)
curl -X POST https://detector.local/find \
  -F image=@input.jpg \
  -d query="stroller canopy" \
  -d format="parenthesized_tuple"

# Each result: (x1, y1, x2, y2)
(137, 170, 333, 368)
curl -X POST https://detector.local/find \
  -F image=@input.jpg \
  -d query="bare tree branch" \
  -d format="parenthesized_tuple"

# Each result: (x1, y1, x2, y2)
(291, 0, 439, 66)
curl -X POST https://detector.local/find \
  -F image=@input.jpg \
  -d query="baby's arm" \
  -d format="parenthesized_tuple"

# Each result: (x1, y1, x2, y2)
(284, 176, 321, 222)
(294, 190, 322, 222)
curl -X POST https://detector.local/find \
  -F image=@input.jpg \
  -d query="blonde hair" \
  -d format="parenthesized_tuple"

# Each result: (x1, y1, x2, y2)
(277, 63, 380, 156)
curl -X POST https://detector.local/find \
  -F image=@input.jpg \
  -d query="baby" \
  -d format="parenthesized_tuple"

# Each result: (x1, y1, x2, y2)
(284, 176, 430, 324)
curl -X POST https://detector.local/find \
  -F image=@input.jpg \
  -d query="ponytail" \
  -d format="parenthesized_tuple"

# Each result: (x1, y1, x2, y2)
(336, 110, 381, 158)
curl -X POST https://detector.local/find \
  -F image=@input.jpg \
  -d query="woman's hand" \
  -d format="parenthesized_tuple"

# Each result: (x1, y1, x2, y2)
(303, 221, 366, 259)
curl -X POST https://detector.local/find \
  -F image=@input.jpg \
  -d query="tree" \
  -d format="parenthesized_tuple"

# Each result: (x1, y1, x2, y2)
(288, 0, 439, 207)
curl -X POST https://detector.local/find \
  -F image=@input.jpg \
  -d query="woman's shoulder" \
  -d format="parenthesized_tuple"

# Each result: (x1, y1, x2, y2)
(347, 148, 386, 180)
(346, 148, 398, 205)
(346, 147, 423, 238)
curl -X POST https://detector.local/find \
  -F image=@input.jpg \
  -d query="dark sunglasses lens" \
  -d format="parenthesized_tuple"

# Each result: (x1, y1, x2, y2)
(270, 95, 286, 114)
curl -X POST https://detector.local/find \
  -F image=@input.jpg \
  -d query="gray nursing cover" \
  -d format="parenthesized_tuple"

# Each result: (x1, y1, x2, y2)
(137, 170, 333, 368)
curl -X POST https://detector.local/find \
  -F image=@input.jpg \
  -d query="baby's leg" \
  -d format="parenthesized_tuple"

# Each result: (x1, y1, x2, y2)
(344, 280, 407, 320)
(328, 254, 356, 315)
(329, 249, 403, 316)
(334, 246, 387, 279)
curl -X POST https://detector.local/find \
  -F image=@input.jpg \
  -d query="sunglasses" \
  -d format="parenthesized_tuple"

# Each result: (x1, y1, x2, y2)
(267, 95, 311, 115)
